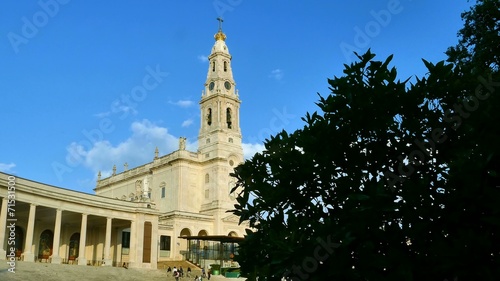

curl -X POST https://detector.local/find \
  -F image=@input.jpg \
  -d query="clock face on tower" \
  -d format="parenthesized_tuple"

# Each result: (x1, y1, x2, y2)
(224, 81, 231, 90)
(209, 82, 215, 91)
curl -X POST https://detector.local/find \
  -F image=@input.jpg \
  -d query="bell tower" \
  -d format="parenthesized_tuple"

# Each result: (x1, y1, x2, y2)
(198, 19, 243, 164)
(198, 20, 243, 222)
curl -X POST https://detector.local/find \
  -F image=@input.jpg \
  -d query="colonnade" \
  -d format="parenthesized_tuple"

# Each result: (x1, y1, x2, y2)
(0, 196, 159, 269)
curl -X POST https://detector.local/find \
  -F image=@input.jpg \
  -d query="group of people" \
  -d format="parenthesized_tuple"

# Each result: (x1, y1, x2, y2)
(167, 265, 211, 281)
(167, 266, 188, 280)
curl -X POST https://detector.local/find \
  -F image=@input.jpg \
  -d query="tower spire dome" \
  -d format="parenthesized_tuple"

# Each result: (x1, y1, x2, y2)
(214, 17, 226, 41)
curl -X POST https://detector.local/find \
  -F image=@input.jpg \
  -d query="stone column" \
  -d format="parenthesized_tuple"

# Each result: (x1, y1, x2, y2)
(135, 217, 144, 267)
(77, 214, 87, 266)
(23, 204, 37, 262)
(0, 197, 8, 259)
(150, 218, 159, 269)
(115, 229, 123, 266)
(128, 220, 136, 267)
(103, 217, 112, 266)
(50, 209, 63, 264)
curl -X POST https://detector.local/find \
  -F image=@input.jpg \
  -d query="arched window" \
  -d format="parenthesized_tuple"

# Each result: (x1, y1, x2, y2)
(226, 108, 232, 129)
(207, 108, 212, 126)
(68, 233, 80, 261)
(14, 226, 24, 258)
(38, 229, 53, 260)
(224, 61, 227, 72)
(205, 173, 210, 183)
(180, 228, 191, 237)
(212, 61, 215, 72)
(160, 182, 166, 198)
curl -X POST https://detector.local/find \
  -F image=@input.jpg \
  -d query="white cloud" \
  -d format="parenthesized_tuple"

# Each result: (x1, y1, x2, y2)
(169, 100, 194, 108)
(242, 143, 266, 160)
(269, 69, 284, 80)
(111, 100, 138, 116)
(65, 119, 264, 181)
(65, 119, 196, 175)
(0, 162, 16, 173)
(197, 55, 208, 62)
(181, 119, 194, 127)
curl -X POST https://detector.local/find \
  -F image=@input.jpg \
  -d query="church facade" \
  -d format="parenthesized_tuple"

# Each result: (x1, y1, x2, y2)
(0, 25, 248, 268)
(94, 25, 246, 261)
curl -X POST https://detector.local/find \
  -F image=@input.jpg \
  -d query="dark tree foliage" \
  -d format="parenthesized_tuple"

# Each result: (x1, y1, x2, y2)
(231, 2, 500, 280)
(446, 0, 500, 72)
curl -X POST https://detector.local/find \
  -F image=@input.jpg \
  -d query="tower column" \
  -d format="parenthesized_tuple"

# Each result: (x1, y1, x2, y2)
(150, 219, 159, 268)
(23, 204, 37, 262)
(77, 214, 88, 266)
(103, 217, 112, 266)
(0, 197, 8, 259)
(115, 228, 123, 266)
(128, 220, 137, 267)
(50, 209, 63, 264)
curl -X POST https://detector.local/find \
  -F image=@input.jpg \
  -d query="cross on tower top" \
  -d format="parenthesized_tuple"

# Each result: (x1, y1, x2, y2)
(217, 17, 224, 31)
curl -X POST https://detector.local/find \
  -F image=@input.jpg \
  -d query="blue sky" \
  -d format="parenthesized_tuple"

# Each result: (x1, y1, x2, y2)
(1, 0, 474, 193)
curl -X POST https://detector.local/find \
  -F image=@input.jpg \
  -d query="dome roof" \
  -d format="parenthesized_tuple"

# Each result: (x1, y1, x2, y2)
(211, 33, 229, 54)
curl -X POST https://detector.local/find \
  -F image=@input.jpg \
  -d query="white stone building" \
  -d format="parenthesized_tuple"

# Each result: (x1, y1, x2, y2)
(0, 25, 248, 268)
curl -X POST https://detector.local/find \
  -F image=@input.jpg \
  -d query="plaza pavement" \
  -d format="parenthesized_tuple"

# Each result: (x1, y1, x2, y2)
(0, 261, 246, 281)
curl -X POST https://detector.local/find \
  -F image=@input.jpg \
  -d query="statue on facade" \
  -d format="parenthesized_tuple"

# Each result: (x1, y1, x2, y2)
(179, 137, 186, 150)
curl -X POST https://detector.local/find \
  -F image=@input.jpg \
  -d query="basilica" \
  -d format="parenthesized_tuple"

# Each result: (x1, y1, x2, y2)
(0, 24, 248, 269)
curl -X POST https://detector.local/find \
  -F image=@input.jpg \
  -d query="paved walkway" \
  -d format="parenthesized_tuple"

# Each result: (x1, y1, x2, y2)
(0, 261, 247, 281)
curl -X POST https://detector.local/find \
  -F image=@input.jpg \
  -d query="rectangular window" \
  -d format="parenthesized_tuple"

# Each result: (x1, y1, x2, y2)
(160, 236, 171, 251)
(161, 187, 165, 198)
(122, 231, 130, 248)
